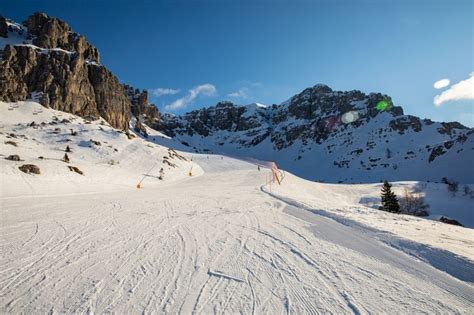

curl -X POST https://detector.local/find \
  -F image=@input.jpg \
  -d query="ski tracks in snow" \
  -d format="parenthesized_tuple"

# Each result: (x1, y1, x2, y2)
(1, 158, 473, 313)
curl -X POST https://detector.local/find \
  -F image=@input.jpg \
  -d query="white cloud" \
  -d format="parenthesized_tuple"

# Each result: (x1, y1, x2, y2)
(149, 88, 180, 97)
(227, 87, 250, 100)
(433, 78, 450, 89)
(165, 84, 217, 111)
(434, 73, 474, 107)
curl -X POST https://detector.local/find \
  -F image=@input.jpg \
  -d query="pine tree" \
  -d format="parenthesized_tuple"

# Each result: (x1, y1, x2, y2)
(380, 180, 400, 213)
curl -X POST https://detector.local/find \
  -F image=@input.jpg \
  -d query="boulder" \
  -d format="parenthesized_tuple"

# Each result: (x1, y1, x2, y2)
(5, 154, 20, 161)
(439, 216, 464, 227)
(19, 164, 40, 174)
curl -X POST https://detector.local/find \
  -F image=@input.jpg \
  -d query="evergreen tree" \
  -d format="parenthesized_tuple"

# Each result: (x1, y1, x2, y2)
(380, 180, 400, 213)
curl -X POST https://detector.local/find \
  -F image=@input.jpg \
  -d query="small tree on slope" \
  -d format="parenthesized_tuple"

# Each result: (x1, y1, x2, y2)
(380, 180, 400, 213)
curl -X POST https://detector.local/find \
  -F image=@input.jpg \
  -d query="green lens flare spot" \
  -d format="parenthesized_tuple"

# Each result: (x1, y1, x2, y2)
(376, 100, 390, 111)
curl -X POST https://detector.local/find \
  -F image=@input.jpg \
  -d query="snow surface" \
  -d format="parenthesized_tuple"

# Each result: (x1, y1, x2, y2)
(1, 101, 473, 313)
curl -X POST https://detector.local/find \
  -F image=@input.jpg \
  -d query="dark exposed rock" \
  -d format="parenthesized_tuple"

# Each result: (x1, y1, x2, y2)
(437, 121, 467, 135)
(89, 139, 101, 146)
(389, 116, 422, 134)
(68, 165, 84, 175)
(5, 140, 18, 146)
(428, 145, 446, 162)
(134, 117, 148, 137)
(125, 132, 135, 140)
(19, 164, 40, 174)
(439, 216, 463, 227)
(5, 154, 20, 161)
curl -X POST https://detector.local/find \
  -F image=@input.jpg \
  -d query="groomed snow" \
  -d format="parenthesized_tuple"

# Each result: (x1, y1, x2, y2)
(1, 102, 473, 313)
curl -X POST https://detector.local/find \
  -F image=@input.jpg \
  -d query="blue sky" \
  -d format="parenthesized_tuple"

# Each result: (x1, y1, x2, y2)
(4, 0, 473, 126)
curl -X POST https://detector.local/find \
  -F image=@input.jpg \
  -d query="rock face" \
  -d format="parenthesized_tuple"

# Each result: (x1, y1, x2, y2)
(0, 13, 157, 131)
(123, 85, 160, 137)
(157, 84, 474, 183)
(23, 12, 99, 62)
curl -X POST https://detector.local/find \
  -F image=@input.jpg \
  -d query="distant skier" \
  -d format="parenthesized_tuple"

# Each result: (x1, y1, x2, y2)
(257, 165, 260, 171)
(159, 168, 164, 180)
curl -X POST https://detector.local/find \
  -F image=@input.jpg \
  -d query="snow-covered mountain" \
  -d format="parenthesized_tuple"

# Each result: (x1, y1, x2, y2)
(156, 85, 473, 184)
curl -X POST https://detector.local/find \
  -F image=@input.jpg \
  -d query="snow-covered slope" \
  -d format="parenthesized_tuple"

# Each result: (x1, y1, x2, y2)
(267, 172, 474, 257)
(1, 153, 473, 313)
(157, 85, 474, 184)
(0, 101, 201, 197)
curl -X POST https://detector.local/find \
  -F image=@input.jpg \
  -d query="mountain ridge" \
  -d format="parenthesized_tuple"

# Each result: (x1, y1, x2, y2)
(155, 84, 473, 184)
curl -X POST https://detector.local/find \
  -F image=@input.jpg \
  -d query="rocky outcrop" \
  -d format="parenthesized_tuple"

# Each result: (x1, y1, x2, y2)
(123, 85, 161, 137)
(87, 65, 131, 130)
(23, 12, 99, 62)
(0, 44, 131, 130)
(19, 164, 40, 174)
(0, 12, 159, 131)
(124, 85, 160, 123)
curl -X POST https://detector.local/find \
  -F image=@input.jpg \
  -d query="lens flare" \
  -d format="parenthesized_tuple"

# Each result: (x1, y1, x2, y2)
(376, 100, 390, 111)
(341, 111, 359, 124)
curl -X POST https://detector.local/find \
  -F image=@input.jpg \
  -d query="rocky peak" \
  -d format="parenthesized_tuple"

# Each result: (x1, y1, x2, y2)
(287, 84, 403, 122)
(0, 13, 157, 131)
(22, 12, 99, 62)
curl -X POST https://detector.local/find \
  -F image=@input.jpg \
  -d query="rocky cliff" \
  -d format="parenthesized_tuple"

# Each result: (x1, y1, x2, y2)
(0, 13, 158, 130)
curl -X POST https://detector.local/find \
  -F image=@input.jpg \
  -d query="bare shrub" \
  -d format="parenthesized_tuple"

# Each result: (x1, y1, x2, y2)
(399, 188, 429, 217)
